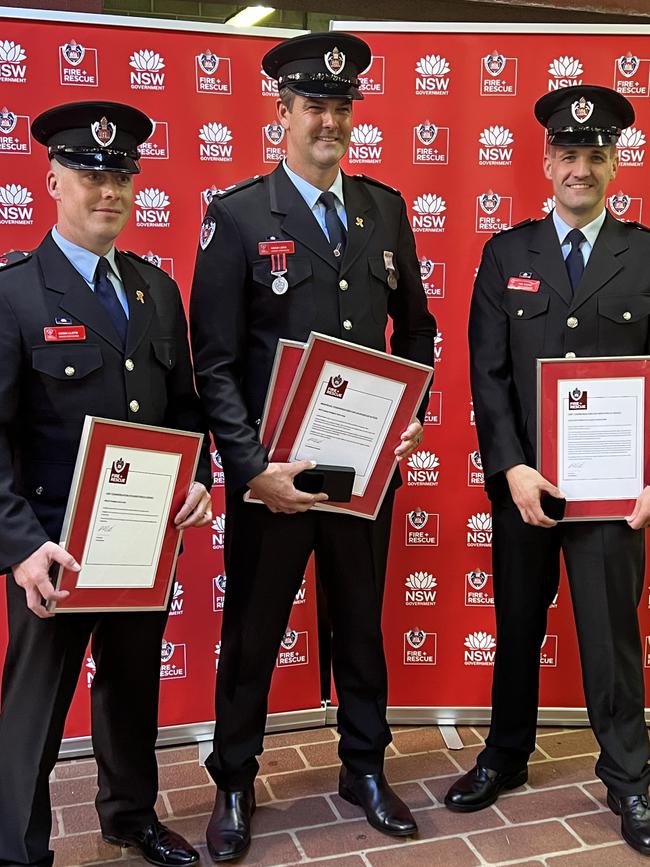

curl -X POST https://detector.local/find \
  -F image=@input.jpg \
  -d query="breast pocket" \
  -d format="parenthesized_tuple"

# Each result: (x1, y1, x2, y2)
(31, 344, 103, 381)
(597, 294, 650, 354)
(151, 339, 177, 371)
(251, 256, 315, 332)
(501, 291, 550, 357)
(368, 256, 397, 323)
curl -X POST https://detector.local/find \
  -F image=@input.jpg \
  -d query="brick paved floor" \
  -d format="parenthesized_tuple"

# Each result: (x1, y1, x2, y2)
(48, 725, 650, 866)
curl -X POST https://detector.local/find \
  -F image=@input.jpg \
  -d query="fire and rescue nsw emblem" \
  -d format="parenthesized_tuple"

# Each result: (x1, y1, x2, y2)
(324, 47, 345, 75)
(63, 40, 85, 66)
(480, 191, 500, 214)
(198, 50, 219, 74)
(325, 375, 348, 399)
(91, 116, 116, 148)
(109, 458, 130, 484)
(484, 51, 506, 77)
(416, 122, 437, 145)
(265, 122, 284, 145)
(200, 216, 217, 250)
(571, 96, 594, 123)
(619, 53, 640, 78)
(0, 107, 17, 134)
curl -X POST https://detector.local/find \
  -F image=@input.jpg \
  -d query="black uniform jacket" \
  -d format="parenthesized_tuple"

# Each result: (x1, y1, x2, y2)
(0, 232, 211, 573)
(190, 164, 436, 492)
(469, 212, 650, 482)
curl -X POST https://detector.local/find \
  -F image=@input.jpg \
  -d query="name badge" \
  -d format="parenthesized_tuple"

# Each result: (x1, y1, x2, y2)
(507, 277, 540, 293)
(44, 325, 87, 342)
(258, 240, 295, 256)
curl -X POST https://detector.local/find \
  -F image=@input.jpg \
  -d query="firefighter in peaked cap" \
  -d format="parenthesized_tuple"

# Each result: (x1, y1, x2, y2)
(0, 100, 213, 867)
(444, 83, 650, 857)
(191, 30, 436, 862)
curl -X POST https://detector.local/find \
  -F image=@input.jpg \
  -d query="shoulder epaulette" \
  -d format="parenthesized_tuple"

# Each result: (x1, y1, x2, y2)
(493, 218, 537, 237)
(123, 250, 165, 271)
(216, 175, 264, 199)
(628, 220, 650, 232)
(354, 174, 400, 196)
(0, 250, 31, 270)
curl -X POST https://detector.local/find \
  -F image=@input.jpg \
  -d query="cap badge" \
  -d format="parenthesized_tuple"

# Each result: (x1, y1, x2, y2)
(571, 97, 594, 124)
(324, 47, 346, 76)
(91, 116, 117, 148)
(618, 52, 639, 78)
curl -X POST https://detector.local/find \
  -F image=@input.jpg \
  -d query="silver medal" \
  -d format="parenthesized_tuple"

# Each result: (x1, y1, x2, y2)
(272, 275, 288, 295)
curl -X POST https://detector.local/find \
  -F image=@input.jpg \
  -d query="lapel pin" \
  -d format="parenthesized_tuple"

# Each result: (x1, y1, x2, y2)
(356, 217, 364, 228)
(136, 290, 145, 304)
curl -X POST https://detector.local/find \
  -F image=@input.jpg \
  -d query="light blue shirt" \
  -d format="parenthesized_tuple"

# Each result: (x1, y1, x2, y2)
(281, 160, 348, 240)
(51, 225, 129, 318)
(552, 208, 606, 268)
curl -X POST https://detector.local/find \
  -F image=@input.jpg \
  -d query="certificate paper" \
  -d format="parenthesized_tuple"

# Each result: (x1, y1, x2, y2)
(290, 362, 406, 496)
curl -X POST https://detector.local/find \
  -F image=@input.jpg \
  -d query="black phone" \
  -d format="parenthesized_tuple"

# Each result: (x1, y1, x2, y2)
(540, 492, 566, 521)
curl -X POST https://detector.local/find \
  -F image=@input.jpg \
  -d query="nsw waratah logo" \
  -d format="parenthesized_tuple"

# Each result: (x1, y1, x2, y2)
(199, 122, 233, 162)
(59, 39, 98, 86)
(407, 450, 440, 486)
(169, 580, 184, 616)
(434, 330, 444, 363)
(617, 126, 646, 167)
(196, 49, 232, 94)
(411, 193, 446, 233)
(0, 183, 33, 225)
(212, 513, 226, 550)
(404, 571, 437, 606)
(478, 126, 514, 165)
(260, 67, 279, 96)
(541, 195, 556, 215)
(415, 54, 450, 95)
(464, 631, 496, 666)
(547, 55, 583, 89)
(130, 49, 165, 90)
(467, 512, 492, 547)
(135, 187, 170, 229)
(348, 124, 383, 164)
(0, 40, 27, 84)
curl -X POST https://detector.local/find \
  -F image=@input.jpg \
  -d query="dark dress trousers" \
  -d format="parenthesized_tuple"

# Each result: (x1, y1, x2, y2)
(190, 164, 436, 789)
(470, 212, 650, 796)
(0, 232, 211, 866)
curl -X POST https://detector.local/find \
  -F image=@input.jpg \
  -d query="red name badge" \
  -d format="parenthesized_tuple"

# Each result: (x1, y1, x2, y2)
(507, 277, 540, 292)
(258, 240, 295, 256)
(44, 325, 87, 342)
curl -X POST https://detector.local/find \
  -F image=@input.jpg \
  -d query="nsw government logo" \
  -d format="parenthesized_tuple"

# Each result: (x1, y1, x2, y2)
(160, 639, 187, 679)
(199, 123, 233, 162)
(464, 631, 496, 666)
(478, 126, 514, 166)
(348, 124, 383, 164)
(608, 189, 643, 222)
(0, 183, 33, 225)
(0, 106, 30, 154)
(293, 578, 307, 606)
(129, 50, 165, 90)
(0, 40, 27, 84)
(412, 121, 449, 164)
(614, 51, 650, 98)
(404, 571, 437, 606)
(212, 573, 226, 611)
(424, 389, 442, 425)
(135, 188, 171, 229)
(617, 126, 645, 167)
(540, 634, 558, 667)
(169, 581, 184, 616)
(212, 513, 226, 550)
(109, 457, 130, 484)
(277, 628, 309, 667)
(196, 49, 232, 94)
(480, 49, 518, 96)
(547, 56, 584, 90)
(465, 570, 494, 606)
(262, 121, 285, 163)
(467, 512, 492, 547)
(138, 120, 169, 160)
(415, 54, 450, 95)
(405, 508, 439, 546)
(214, 641, 221, 671)
(260, 68, 279, 96)
(59, 39, 98, 86)
(359, 55, 384, 95)
(404, 628, 437, 665)
(434, 330, 444, 364)
(407, 450, 440, 486)
(476, 190, 512, 233)
(468, 450, 484, 486)
(211, 448, 225, 486)
(86, 655, 96, 688)
(411, 194, 446, 233)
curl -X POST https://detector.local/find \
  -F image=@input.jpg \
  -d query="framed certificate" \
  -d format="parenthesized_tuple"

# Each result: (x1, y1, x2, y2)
(537, 356, 650, 520)
(258, 339, 306, 448)
(263, 333, 433, 519)
(50, 416, 203, 612)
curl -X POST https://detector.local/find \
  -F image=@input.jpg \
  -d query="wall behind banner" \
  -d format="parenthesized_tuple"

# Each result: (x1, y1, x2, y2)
(2, 13, 650, 747)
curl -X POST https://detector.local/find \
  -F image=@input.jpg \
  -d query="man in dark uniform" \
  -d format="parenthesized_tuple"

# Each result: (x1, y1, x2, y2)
(191, 32, 436, 863)
(445, 84, 650, 856)
(0, 101, 212, 867)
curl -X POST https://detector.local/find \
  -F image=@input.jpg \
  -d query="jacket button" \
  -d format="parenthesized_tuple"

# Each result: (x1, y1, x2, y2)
(339, 279, 349, 291)
(565, 351, 576, 359)
(343, 319, 353, 331)
(516, 309, 524, 317)
(129, 399, 140, 412)
(35, 486, 43, 495)
(125, 358, 135, 371)
(623, 311, 632, 321)
(64, 366, 75, 376)
(567, 316, 578, 328)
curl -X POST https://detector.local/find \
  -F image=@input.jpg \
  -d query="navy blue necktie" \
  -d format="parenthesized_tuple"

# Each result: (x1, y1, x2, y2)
(565, 228, 586, 293)
(319, 191, 347, 261)
(94, 257, 127, 347)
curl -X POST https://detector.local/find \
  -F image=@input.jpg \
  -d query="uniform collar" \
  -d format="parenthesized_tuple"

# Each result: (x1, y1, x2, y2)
(552, 207, 606, 249)
(281, 159, 345, 210)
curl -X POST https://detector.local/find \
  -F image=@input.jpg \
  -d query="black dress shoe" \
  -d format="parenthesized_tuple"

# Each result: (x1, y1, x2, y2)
(206, 787, 256, 862)
(103, 821, 199, 866)
(338, 768, 417, 836)
(608, 790, 650, 855)
(444, 764, 528, 812)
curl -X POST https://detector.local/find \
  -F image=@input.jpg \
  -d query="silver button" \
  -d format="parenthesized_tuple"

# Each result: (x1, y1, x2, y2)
(64, 366, 75, 377)
(343, 319, 352, 331)
(516, 309, 524, 317)
(567, 316, 578, 329)
(565, 351, 576, 359)
(35, 486, 43, 496)
(125, 358, 134, 371)
(129, 399, 140, 413)
(339, 279, 349, 291)
(623, 311, 632, 321)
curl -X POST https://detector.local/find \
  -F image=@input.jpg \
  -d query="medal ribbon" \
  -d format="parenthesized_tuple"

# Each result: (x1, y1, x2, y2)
(271, 252, 287, 277)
